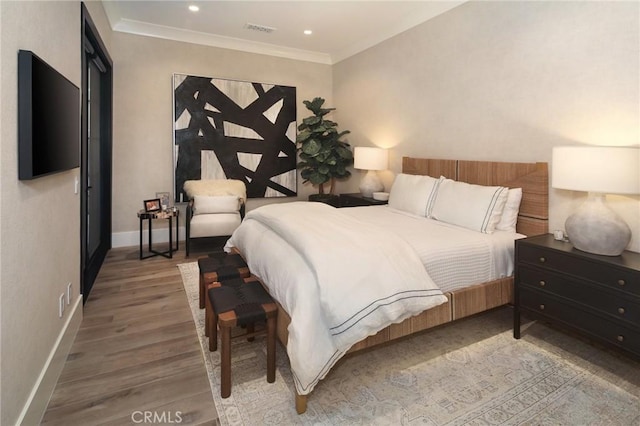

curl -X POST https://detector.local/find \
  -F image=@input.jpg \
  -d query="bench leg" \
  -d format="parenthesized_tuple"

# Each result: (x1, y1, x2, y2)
(205, 291, 211, 338)
(198, 274, 205, 309)
(266, 316, 276, 383)
(246, 323, 255, 342)
(221, 325, 231, 398)
(209, 311, 218, 352)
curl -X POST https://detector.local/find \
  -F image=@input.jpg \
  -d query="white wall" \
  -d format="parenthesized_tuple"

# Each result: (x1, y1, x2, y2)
(333, 1, 640, 252)
(110, 32, 333, 244)
(0, 1, 112, 424)
(1, 2, 81, 424)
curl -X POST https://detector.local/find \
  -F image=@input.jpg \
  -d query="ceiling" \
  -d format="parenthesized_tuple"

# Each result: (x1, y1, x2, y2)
(102, 1, 466, 64)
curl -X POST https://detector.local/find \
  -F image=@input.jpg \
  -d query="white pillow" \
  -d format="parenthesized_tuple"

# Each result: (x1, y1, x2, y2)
(193, 195, 240, 215)
(388, 174, 442, 217)
(496, 188, 523, 233)
(431, 178, 508, 233)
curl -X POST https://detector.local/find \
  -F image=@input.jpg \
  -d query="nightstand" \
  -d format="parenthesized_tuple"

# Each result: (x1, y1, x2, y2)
(338, 193, 388, 207)
(513, 234, 640, 357)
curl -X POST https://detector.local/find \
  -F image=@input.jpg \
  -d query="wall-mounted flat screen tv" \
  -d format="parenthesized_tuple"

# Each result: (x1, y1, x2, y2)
(18, 49, 80, 180)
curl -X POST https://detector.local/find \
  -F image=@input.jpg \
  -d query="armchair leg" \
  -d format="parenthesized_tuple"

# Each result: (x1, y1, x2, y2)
(186, 201, 192, 257)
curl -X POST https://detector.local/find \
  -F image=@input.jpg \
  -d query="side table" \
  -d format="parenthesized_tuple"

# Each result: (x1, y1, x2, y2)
(339, 193, 388, 207)
(514, 233, 640, 357)
(138, 208, 179, 260)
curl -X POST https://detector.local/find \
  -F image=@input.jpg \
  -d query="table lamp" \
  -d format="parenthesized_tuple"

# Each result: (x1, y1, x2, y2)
(354, 147, 388, 198)
(552, 146, 640, 256)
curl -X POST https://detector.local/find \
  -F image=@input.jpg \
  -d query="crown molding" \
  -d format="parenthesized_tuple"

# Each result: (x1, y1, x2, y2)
(112, 18, 333, 65)
(101, 1, 465, 66)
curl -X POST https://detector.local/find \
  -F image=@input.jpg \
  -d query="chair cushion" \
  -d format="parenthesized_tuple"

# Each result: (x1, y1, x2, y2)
(190, 212, 241, 238)
(193, 195, 240, 215)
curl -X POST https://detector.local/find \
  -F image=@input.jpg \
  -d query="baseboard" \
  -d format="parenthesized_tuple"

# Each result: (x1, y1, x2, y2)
(112, 226, 185, 248)
(17, 296, 83, 425)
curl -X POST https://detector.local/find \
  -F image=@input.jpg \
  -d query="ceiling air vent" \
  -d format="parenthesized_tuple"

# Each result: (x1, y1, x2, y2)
(244, 23, 276, 34)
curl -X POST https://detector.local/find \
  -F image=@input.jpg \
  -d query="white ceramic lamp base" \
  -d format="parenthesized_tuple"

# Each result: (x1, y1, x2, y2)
(359, 170, 384, 198)
(565, 193, 631, 256)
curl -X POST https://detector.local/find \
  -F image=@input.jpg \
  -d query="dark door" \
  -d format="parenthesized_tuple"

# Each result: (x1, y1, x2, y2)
(87, 60, 103, 258)
(81, 4, 112, 302)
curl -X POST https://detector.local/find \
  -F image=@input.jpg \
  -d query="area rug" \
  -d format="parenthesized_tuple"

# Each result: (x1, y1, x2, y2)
(178, 262, 640, 425)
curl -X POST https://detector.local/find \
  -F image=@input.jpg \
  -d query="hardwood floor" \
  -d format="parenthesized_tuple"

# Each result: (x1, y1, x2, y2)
(42, 241, 221, 425)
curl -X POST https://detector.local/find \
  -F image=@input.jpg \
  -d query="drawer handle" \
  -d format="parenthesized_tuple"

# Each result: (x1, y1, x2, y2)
(617, 307, 625, 315)
(617, 279, 625, 286)
(539, 257, 546, 263)
(539, 280, 546, 287)
(539, 304, 545, 310)
(617, 335, 624, 342)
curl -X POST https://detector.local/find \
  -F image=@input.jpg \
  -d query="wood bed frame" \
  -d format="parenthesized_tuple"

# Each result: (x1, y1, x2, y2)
(239, 157, 549, 414)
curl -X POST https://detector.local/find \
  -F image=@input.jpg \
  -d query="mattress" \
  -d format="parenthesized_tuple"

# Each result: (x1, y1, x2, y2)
(339, 205, 524, 293)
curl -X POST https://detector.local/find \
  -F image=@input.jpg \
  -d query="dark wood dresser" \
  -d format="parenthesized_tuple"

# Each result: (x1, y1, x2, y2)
(514, 233, 640, 357)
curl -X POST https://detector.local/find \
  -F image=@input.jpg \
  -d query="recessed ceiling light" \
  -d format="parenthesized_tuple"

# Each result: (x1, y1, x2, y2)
(303, 30, 313, 35)
(188, 5, 199, 12)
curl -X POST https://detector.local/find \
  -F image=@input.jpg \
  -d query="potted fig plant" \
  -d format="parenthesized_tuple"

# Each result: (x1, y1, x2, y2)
(296, 97, 353, 203)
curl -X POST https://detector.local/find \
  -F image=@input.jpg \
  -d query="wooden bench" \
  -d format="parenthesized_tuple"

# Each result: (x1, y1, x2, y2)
(197, 253, 250, 309)
(205, 276, 277, 398)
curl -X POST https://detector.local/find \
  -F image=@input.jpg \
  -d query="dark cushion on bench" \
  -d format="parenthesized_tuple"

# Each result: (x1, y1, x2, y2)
(209, 279, 274, 326)
(198, 253, 247, 281)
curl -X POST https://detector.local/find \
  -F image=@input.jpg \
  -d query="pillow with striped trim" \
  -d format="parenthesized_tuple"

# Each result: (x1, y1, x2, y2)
(388, 173, 442, 217)
(496, 187, 522, 233)
(431, 178, 508, 233)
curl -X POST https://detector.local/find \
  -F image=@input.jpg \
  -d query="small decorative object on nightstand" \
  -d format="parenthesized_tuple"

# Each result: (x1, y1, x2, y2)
(338, 193, 388, 208)
(513, 234, 640, 358)
(372, 191, 390, 201)
(156, 191, 171, 211)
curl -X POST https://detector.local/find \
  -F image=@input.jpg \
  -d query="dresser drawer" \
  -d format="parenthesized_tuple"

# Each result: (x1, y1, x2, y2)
(519, 266, 640, 324)
(520, 287, 640, 356)
(518, 244, 640, 297)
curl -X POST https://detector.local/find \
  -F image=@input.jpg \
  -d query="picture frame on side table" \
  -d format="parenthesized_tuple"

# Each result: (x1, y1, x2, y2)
(144, 198, 162, 212)
(156, 192, 170, 211)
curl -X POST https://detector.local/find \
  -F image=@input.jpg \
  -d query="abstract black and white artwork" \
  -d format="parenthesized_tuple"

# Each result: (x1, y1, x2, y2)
(173, 74, 297, 201)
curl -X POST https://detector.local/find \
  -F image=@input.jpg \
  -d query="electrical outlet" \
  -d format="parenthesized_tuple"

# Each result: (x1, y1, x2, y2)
(67, 283, 72, 304)
(58, 294, 65, 318)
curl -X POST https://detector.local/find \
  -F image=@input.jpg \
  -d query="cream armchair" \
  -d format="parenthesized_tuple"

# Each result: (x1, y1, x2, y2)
(184, 179, 246, 256)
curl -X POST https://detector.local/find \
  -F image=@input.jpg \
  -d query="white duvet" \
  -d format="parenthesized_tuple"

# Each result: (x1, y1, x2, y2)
(225, 202, 448, 395)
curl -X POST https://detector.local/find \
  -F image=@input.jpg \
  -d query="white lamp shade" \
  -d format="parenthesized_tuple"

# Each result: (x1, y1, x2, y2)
(552, 146, 640, 195)
(354, 147, 388, 171)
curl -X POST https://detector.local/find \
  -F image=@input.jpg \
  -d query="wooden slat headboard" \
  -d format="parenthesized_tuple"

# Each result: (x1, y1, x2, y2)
(402, 157, 549, 236)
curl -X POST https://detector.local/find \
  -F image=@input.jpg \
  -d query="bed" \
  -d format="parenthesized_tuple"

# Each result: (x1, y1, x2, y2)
(225, 157, 548, 414)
